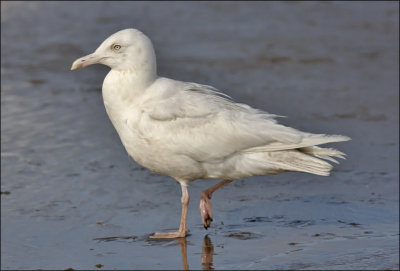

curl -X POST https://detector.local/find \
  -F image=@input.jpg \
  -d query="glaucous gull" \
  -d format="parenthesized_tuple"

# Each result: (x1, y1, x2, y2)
(71, 29, 350, 238)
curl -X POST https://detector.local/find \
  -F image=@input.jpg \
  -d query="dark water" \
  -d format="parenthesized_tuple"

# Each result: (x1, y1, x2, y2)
(1, 2, 399, 270)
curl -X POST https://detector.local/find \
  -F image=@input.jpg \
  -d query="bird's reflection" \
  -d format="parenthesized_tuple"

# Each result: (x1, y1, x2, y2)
(94, 233, 216, 269)
(201, 235, 214, 270)
(177, 237, 189, 270)
(177, 235, 215, 270)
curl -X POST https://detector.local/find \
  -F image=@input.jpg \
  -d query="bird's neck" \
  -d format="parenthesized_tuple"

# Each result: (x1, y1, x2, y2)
(103, 67, 157, 99)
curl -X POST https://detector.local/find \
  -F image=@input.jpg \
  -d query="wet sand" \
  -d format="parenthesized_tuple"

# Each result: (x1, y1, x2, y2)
(1, 2, 399, 270)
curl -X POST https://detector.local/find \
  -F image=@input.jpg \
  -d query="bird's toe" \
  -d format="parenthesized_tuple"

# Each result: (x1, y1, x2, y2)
(200, 196, 214, 229)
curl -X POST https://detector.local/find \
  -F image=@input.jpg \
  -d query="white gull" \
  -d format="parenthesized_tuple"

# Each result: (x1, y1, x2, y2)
(71, 29, 350, 238)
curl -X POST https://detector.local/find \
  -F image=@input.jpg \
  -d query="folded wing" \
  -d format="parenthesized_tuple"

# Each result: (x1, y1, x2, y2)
(138, 78, 350, 166)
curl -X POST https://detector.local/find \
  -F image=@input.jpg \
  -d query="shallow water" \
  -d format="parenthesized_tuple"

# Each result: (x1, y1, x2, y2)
(1, 1, 399, 270)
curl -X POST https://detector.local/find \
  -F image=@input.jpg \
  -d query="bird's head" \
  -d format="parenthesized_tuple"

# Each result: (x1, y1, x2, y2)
(71, 28, 156, 73)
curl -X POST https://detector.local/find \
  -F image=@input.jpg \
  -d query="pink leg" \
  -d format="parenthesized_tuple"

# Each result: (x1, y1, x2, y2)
(150, 183, 190, 238)
(200, 180, 233, 229)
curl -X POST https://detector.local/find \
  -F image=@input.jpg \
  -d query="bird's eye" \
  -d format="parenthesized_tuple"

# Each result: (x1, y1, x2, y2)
(112, 44, 121, 51)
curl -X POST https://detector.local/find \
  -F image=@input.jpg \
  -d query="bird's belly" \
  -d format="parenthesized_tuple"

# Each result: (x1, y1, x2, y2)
(122, 133, 204, 181)
(105, 105, 204, 181)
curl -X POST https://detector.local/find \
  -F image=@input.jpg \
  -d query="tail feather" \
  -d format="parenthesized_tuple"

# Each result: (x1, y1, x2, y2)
(243, 134, 351, 153)
(268, 150, 334, 176)
(298, 146, 347, 164)
(237, 133, 350, 177)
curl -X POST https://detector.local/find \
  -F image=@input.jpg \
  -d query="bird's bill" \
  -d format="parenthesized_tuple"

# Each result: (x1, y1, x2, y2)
(71, 53, 103, 70)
